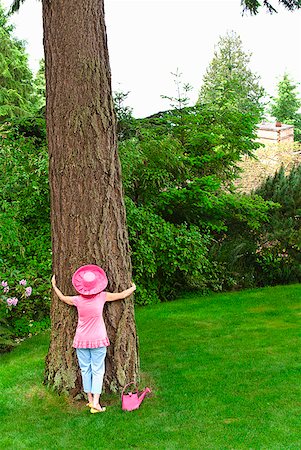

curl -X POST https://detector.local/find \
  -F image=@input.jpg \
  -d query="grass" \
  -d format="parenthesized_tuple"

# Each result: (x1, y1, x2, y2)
(0, 284, 301, 449)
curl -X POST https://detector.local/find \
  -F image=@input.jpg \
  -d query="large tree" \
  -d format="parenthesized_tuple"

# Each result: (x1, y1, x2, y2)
(9, 0, 300, 395)
(41, 0, 139, 394)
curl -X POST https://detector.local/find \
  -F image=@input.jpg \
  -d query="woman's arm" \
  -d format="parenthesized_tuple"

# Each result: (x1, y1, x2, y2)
(106, 283, 136, 302)
(51, 275, 75, 306)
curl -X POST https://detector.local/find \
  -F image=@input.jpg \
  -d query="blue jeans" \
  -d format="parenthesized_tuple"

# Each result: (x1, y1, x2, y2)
(76, 347, 107, 394)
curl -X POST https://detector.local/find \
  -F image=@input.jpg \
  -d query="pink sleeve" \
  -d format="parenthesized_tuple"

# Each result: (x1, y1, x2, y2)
(72, 295, 80, 307)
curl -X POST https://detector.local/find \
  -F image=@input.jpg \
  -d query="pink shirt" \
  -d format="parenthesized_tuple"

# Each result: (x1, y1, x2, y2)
(72, 292, 110, 348)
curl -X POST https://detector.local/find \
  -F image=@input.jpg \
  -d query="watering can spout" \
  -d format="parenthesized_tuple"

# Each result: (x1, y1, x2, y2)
(138, 387, 151, 405)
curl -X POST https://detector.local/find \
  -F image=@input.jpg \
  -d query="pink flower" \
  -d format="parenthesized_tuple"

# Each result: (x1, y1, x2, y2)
(3, 286, 9, 293)
(25, 287, 32, 297)
(7, 297, 18, 306)
(1, 281, 8, 287)
(19, 279, 27, 286)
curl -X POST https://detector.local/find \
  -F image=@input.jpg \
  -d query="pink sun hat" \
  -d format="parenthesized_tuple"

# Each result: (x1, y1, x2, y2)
(72, 265, 108, 295)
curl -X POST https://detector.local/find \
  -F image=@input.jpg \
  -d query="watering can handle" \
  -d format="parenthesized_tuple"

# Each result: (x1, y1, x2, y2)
(122, 381, 137, 396)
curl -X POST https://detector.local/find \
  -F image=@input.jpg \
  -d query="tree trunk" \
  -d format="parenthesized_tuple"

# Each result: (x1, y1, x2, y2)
(42, 0, 139, 395)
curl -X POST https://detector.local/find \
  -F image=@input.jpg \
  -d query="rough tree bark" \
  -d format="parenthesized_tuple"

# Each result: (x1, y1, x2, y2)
(43, 0, 139, 395)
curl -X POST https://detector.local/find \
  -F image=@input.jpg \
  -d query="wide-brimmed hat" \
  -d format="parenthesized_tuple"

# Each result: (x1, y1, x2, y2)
(72, 265, 108, 295)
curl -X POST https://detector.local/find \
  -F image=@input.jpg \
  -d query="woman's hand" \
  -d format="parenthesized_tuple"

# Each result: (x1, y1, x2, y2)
(131, 282, 136, 291)
(51, 275, 56, 287)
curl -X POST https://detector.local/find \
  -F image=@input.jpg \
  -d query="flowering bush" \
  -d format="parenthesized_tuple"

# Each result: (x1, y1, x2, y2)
(1, 278, 32, 310)
(0, 276, 33, 353)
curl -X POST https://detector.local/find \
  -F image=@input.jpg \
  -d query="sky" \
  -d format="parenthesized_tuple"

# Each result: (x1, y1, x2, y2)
(2, 0, 301, 118)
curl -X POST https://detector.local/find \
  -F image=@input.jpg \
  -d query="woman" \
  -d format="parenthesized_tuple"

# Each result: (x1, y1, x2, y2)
(51, 264, 136, 413)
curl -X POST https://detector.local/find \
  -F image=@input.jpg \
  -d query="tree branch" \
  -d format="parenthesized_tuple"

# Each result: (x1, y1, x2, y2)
(241, 0, 301, 15)
(9, 0, 28, 15)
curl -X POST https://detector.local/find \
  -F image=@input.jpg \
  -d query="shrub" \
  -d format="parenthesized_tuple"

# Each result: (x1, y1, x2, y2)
(126, 198, 212, 304)
(0, 263, 51, 352)
(254, 164, 301, 285)
(0, 123, 51, 287)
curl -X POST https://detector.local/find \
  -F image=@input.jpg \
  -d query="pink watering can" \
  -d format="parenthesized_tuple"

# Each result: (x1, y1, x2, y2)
(121, 382, 151, 411)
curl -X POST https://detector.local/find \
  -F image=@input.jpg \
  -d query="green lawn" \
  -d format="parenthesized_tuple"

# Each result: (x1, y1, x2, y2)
(0, 284, 300, 449)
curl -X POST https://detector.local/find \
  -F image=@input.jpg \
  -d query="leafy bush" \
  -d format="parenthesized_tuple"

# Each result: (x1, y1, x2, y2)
(255, 244, 300, 286)
(203, 192, 274, 290)
(119, 132, 188, 206)
(254, 164, 301, 285)
(13, 316, 51, 338)
(0, 268, 47, 352)
(126, 198, 212, 304)
(0, 123, 50, 277)
(0, 123, 51, 348)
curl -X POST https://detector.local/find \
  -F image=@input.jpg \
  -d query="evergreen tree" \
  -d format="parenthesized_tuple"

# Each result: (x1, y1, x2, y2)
(0, 3, 37, 122)
(270, 73, 301, 141)
(113, 89, 136, 141)
(198, 31, 265, 123)
(255, 164, 301, 284)
(33, 59, 46, 110)
(43, 0, 138, 394)
(256, 164, 301, 222)
(196, 32, 264, 177)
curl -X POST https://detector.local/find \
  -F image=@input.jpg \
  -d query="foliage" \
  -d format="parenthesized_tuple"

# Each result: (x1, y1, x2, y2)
(141, 70, 263, 189)
(0, 74, 283, 315)
(161, 68, 193, 111)
(198, 31, 265, 125)
(113, 90, 136, 141)
(0, 3, 38, 122)
(242, 0, 301, 14)
(156, 180, 273, 231)
(206, 191, 277, 289)
(33, 59, 46, 110)
(2, 111, 47, 142)
(125, 74, 267, 224)
(139, 106, 259, 185)
(255, 163, 301, 285)
(0, 78, 278, 313)
(0, 271, 33, 352)
(0, 120, 51, 348)
(2, 0, 299, 366)
(0, 124, 50, 270)
(125, 198, 212, 304)
(110, 68, 276, 301)
(119, 132, 188, 206)
(0, 263, 50, 320)
(269, 73, 301, 141)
